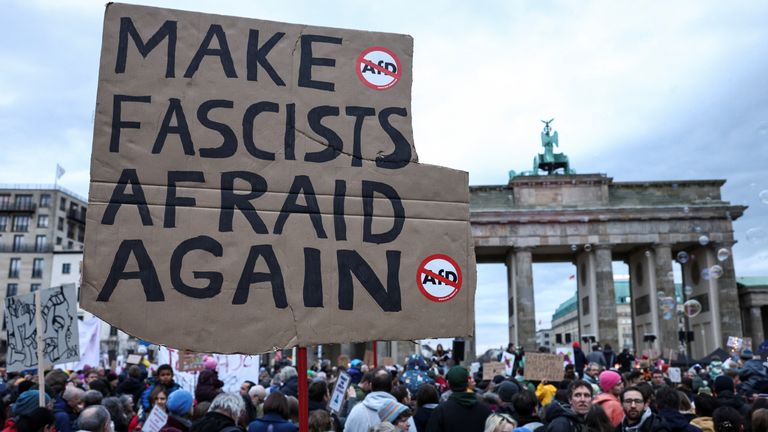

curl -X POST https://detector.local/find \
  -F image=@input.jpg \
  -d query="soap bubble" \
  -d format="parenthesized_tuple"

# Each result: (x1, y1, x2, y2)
(746, 228, 768, 244)
(701, 268, 711, 281)
(760, 190, 768, 204)
(683, 299, 702, 318)
(571, 244, 578, 251)
(709, 265, 723, 279)
(717, 248, 730, 262)
(676, 251, 689, 264)
(684, 285, 693, 296)
(584, 244, 592, 252)
(698, 235, 709, 246)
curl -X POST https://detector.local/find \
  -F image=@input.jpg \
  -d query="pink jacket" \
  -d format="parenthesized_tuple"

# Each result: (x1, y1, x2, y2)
(593, 392, 624, 427)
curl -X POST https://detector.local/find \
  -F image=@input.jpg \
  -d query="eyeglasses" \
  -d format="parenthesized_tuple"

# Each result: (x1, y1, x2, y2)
(622, 399, 645, 406)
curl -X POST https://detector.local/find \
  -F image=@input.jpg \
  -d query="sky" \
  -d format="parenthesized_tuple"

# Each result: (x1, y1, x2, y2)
(2, 1, 768, 356)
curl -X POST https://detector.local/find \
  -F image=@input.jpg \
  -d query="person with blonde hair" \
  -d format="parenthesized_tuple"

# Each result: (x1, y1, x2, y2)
(483, 413, 516, 432)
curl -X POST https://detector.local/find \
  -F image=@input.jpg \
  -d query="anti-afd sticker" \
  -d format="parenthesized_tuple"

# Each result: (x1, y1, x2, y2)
(417, 254, 462, 302)
(356, 46, 402, 90)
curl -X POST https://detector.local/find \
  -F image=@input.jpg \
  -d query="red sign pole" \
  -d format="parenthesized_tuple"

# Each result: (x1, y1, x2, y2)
(298, 346, 308, 432)
(373, 341, 378, 368)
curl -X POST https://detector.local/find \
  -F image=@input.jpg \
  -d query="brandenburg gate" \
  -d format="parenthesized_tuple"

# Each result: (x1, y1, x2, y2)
(469, 120, 746, 358)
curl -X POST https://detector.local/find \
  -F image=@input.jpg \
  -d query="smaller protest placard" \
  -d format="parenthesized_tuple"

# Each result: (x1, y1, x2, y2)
(142, 406, 168, 432)
(501, 351, 516, 376)
(483, 362, 506, 381)
(329, 372, 351, 414)
(524, 353, 564, 382)
(126, 354, 142, 365)
(667, 367, 681, 383)
(178, 352, 205, 372)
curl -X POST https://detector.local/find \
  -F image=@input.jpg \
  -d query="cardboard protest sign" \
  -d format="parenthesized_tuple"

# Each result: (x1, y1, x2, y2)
(5, 285, 79, 373)
(82, 3, 476, 354)
(483, 362, 505, 381)
(523, 353, 564, 382)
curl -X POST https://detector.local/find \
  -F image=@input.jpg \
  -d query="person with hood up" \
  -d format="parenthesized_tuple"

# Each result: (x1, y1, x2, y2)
(345, 368, 417, 432)
(425, 366, 492, 432)
(654, 386, 702, 432)
(195, 357, 224, 403)
(542, 379, 593, 432)
(713, 376, 751, 419)
(592, 371, 624, 427)
(615, 386, 662, 432)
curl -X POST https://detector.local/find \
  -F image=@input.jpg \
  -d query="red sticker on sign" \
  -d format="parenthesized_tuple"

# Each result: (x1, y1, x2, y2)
(356, 46, 402, 90)
(417, 254, 462, 302)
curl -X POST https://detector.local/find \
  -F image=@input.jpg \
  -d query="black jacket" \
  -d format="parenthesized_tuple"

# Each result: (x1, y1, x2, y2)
(413, 405, 436, 432)
(425, 397, 492, 432)
(543, 401, 589, 432)
(715, 391, 751, 419)
(191, 411, 239, 432)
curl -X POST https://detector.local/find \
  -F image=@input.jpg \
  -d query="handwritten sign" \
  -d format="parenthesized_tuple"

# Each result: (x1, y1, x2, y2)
(523, 353, 564, 382)
(329, 371, 351, 413)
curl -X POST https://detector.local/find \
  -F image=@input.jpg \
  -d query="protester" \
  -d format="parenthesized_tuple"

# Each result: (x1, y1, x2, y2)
(346, 368, 416, 432)
(195, 357, 224, 404)
(690, 394, 717, 432)
(115, 366, 145, 407)
(587, 345, 606, 369)
(279, 367, 299, 398)
(76, 405, 112, 432)
(573, 343, 588, 379)
(247, 392, 297, 432)
(713, 375, 751, 419)
(584, 405, 613, 432)
(616, 386, 662, 432)
(308, 410, 334, 432)
(164, 389, 194, 431)
(542, 379, 593, 432)
(426, 366, 492, 432)
(592, 370, 624, 427)
(140, 365, 180, 413)
(53, 386, 84, 432)
(413, 384, 440, 432)
(511, 390, 544, 431)
(483, 413, 516, 432)
(192, 393, 245, 432)
(101, 397, 128, 432)
(712, 406, 743, 432)
(378, 401, 412, 431)
(654, 386, 702, 432)
(7, 407, 55, 432)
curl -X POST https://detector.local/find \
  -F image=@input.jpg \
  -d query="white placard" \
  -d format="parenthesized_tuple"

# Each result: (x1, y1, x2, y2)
(142, 406, 168, 432)
(329, 372, 351, 414)
(667, 367, 681, 383)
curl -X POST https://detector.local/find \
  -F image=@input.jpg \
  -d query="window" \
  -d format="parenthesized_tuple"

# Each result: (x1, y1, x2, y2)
(56, 236, 62, 245)
(66, 223, 75, 240)
(12, 235, 24, 252)
(6, 283, 18, 297)
(60, 197, 67, 211)
(8, 258, 20, 278)
(565, 333, 572, 343)
(110, 326, 118, 337)
(77, 227, 85, 243)
(35, 235, 47, 252)
(0, 195, 10, 207)
(12, 215, 30, 232)
(62, 263, 71, 274)
(69, 202, 78, 212)
(30, 283, 40, 292)
(39, 194, 51, 208)
(67, 240, 73, 249)
(14, 195, 32, 208)
(32, 258, 44, 278)
(57, 217, 64, 231)
(37, 214, 49, 228)
(581, 296, 590, 315)
(0, 215, 7, 231)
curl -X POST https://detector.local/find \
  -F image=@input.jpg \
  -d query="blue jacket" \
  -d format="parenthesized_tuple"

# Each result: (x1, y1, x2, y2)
(247, 413, 298, 432)
(52, 395, 78, 432)
(140, 380, 181, 412)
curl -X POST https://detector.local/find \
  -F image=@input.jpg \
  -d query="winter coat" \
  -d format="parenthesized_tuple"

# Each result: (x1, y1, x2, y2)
(414, 404, 437, 432)
(279, 376, 299, 398)
(425, 395, 492, 432)
(191, 411, 240, 432)
(542, 401, 589, 432)
(593, 393, 624, 427)
(574, 348, 588, 377)
(603, 349, 617, 368)
(688, 417, 713, 432)
(116, 377, 147, 406)
(715, 390, 751, 419)
(53, 396, 79, 432)
(615, 408, 665, 432)
(140, 380, 182, 412)
(587, 351, 607, 368)
(247, 413, 298, 432)
(738, 359, 768, 394)
(195, 369, 224, 403)
(617, 351, 634, 373)
(654, 408, 702, 432)
(345, 391, 417, 432)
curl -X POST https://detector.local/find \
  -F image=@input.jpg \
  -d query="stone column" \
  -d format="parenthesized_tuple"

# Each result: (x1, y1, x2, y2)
(653, 244, 678, 354)
(594, 245, 618, 349)
(713, 242, 743, 347)
(515, 248, 536, 351)
(505, 250, 517, 346)
(750, 307, 765, 352)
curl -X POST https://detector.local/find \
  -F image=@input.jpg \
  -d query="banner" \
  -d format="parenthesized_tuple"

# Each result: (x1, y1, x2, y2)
(82, 3, 476, 354)
(156, 346, 261, 394)
(5, 285, 79, 372)
(57, 317, 102, 371)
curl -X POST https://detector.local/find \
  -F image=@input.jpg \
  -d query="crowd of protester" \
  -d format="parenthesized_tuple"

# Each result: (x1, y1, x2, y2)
(1, 341, 767, 432)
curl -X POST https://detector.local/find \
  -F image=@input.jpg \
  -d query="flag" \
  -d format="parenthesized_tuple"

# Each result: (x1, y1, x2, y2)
(56, 164, 65, 179)
(568, 274, 575, 280)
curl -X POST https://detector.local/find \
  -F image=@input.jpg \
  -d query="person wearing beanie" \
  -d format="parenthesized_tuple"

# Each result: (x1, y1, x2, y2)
(13, 390, 51, 417)
(572, 342, 587, 379)
(495, 380, 520, 416)
(164, 389, 193, 431)
(591, 371, 624, 427)
(345, 368, 417, 432)
(377, 401, 411, 431)
(713, 375, 751, 419)
(425, 366, 491, 432)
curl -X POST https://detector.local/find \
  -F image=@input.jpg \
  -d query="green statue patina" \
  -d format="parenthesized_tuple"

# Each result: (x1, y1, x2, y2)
(509, 119, 575, 179)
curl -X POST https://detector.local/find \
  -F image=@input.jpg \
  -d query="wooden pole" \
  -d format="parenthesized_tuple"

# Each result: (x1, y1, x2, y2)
(35, 291, 45, 407)
(298, 346, 308, 432)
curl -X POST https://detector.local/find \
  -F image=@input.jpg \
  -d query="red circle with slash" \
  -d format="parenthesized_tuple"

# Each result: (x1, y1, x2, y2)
(356, 46, 402, 90)
(416, 254, 462, 302)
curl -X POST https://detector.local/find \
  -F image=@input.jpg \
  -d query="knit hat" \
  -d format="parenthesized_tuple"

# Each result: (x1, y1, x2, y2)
(497, 381, 520, 402)
(599, 370, 622, 393)
(166, 389, 194, 416)
(14, 390, 50, 416)
(203, 355, 218, 370)
(573, 342, 581, 349)
(714, 375, 734, 394)
(740, 348, 754, 360)
(492, 375, 506, 385)
(378, 400, 409, 423)
(446, 366, 469, 389)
